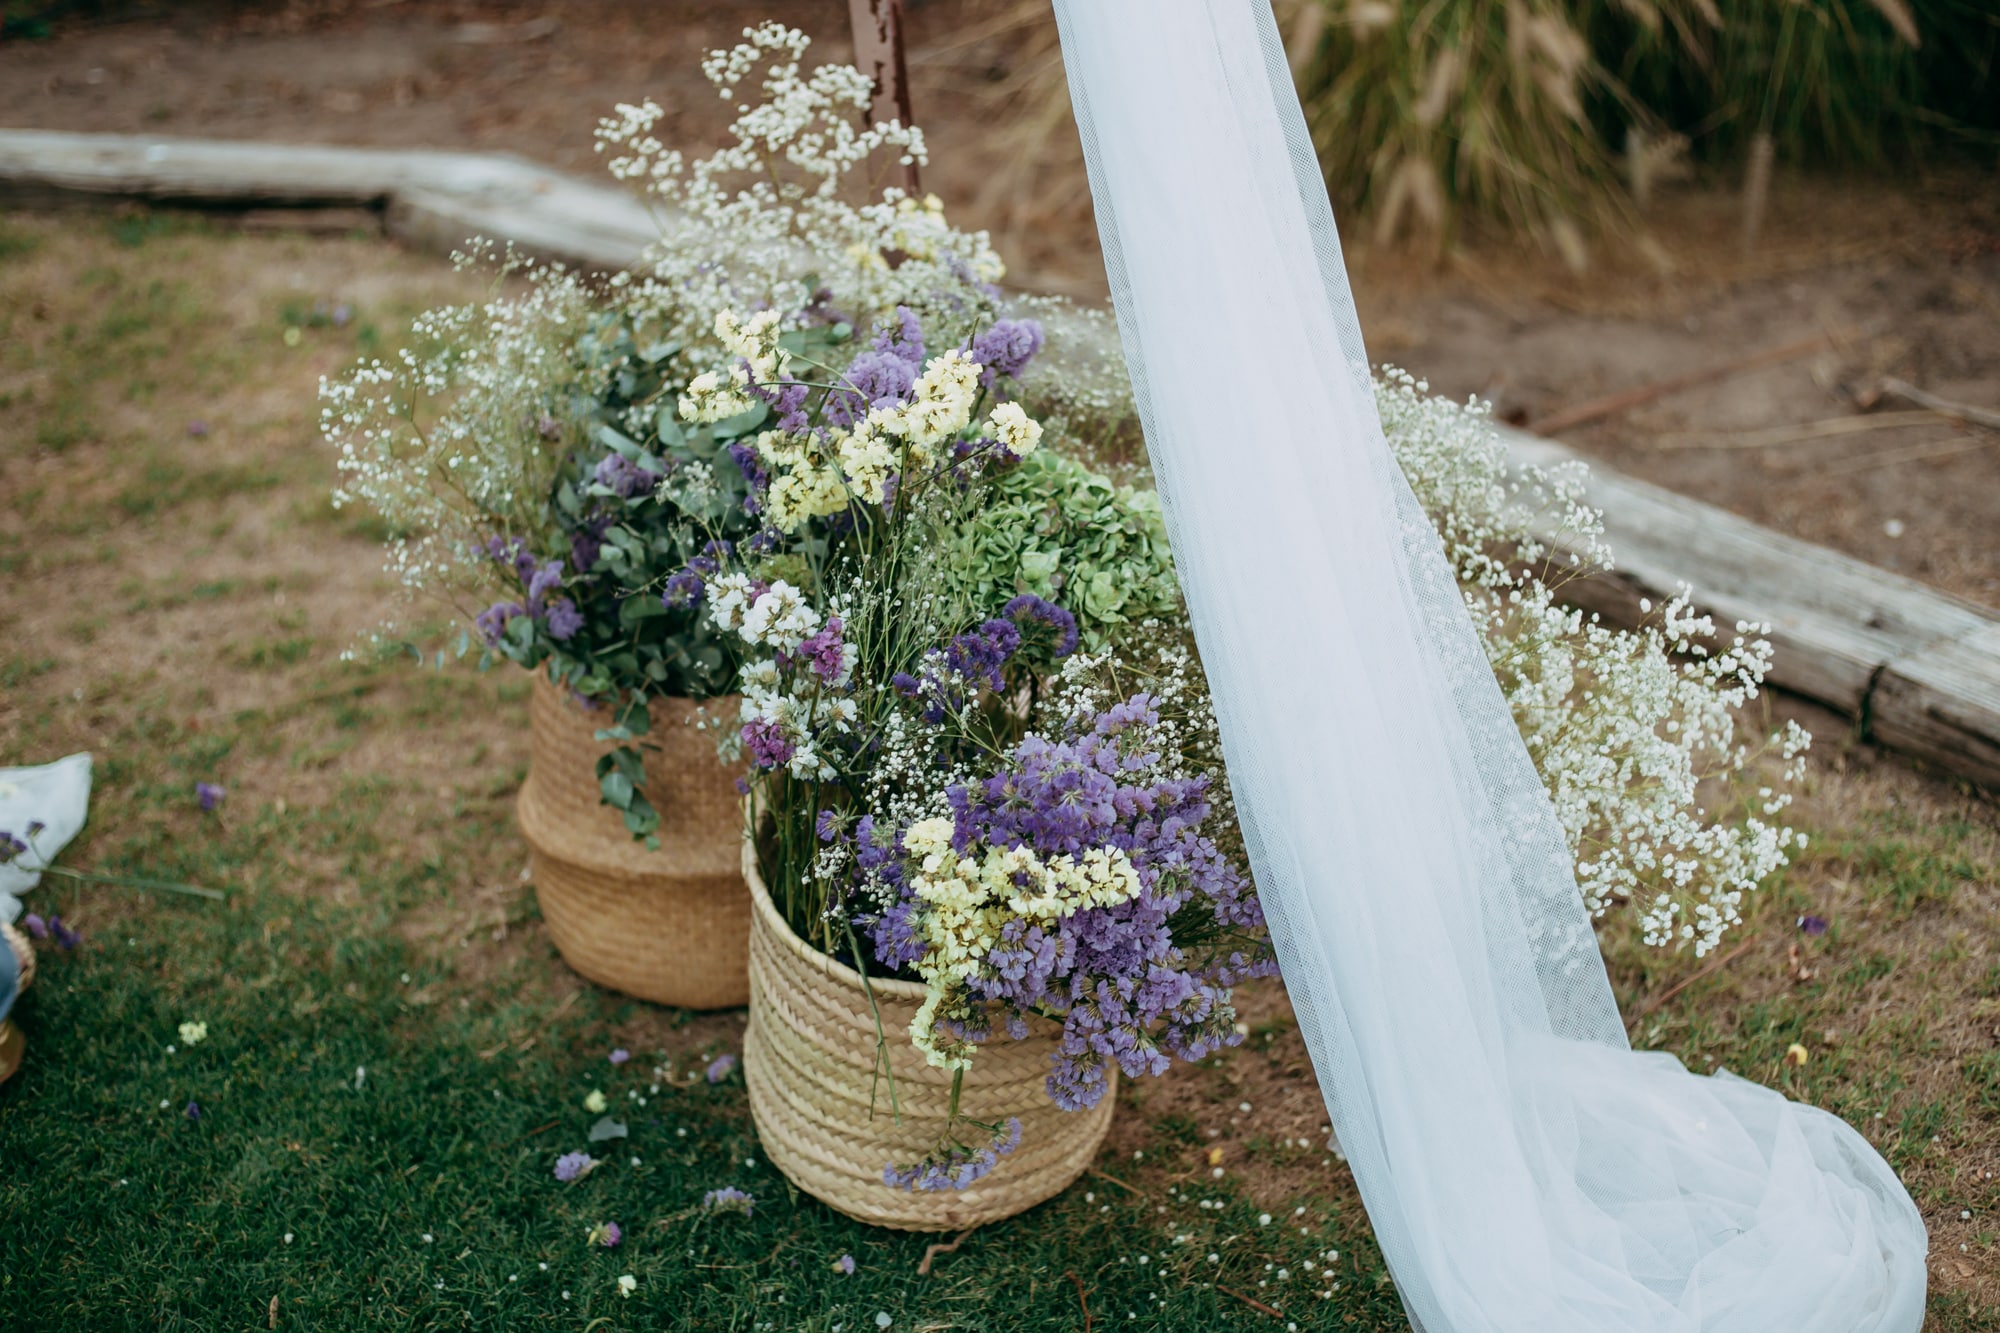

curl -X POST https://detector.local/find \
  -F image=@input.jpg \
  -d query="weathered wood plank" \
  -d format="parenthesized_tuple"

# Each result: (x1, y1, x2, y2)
(1500, 430, 1997, 719)
(1872, 624, 2000, 790)
(0, 130, 658, 266)
(4, 128, 1995, 790)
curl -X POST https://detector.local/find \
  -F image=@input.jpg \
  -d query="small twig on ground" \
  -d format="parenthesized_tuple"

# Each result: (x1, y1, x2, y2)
(1634, 935, 1760, 1019)
(917, 1227, 976, 1276)
(1877, 377, 2000, 432)
(1820, 433, 1999, 476)
(1216, 1283, 1285, 1319)
(1530, 326, 1858, 436)
(38, 863, 225, 901)
(1065, 1270, 1092, 1333)
(499, 1119, 559, 1147)
(1086, 1167, 1145, 1196)
(1645, 411, 1946, 451)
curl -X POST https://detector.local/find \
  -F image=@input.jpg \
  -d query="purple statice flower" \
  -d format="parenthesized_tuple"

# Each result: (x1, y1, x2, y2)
(0, 830, 24, 863)
(965, 318, 1045, 387)
(816, 810, 842, 843)
(1003, 594, 1079, 658)
(196, 782, 226, 812)
(824, 307, 927, 428)
(664, 538, 731, 611)
(882, 1118, 1022, 1192)
(607, 1048, 631, 1066)
(525, 559, 564, 610)
(740, 720, 794, 771)
(482, 534, 534, 580)
(704, 1053, 738, 1084)
(662, 569, 706, 610)
(475, 601, 525, 647)
(544, 598, 583, 642)
(588, 1220, 623, 1248)
(750, 374, 812, 432)
(945, 619, 1021, 692)
(794, 616, 851, 686)
(553, 1151, 599, 1182)
(22, 913, 47, 940)
(48, 916, 81, 951)
(833, 1254, 856, 1275)
(726, 440, 769, 494)
(702, 1186, 754, 1216)
(1799, 915, 1829, 936)
(593, 453, 663, 500)
(569, 514, 613, 574)
(185, 1101, 202, 1120)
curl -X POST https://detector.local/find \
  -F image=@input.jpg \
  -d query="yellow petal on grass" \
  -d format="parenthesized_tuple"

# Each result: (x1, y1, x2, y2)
(1784, 1043, 1809, 1067)
(1207, 1146, 1225, 1166)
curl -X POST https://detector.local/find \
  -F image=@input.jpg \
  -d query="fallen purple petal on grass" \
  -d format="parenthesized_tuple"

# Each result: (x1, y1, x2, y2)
(833, 1253, 856, 1274)
(587, 1220, 622, 1248)
(704, 1054, 737, 1083)
(187, 420, 209, 437)
(553, 1151, 599, 1183)
(185, 1101, 202, 1120)
(702, 1186, 754, 1216)
(48, 916, 81, 951)
(1798, 915, 1828, 936)
(22, 913, 48, 940)
(196, 783, 226, 812)
(607, 1048, 630, 1066)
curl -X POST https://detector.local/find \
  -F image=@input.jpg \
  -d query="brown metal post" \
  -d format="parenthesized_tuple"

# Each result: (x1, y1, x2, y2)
(847, 0, 921, 194)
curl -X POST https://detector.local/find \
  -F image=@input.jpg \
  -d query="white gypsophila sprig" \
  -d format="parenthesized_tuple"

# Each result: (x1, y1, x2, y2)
(1374, 368, 1806, 955)
(592, 24, 1005, 374)
(321, 244, 595, 612)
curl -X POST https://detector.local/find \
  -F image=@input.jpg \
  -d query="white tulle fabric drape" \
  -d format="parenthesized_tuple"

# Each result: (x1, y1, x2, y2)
(1050, 4, 1928, 1329)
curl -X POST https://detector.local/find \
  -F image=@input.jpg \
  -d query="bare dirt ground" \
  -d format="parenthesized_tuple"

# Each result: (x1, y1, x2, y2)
(2, 0, 1996, 607)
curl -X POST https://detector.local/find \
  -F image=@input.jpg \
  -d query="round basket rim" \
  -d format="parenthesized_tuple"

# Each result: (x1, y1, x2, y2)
(742, 837, 929, 1004)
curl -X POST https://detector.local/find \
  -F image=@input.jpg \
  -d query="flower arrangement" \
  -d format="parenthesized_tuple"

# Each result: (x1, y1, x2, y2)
(322, 22, 1174, 841)
(325, 15, 1806, 1210)
(698, 308, 1277, 1184)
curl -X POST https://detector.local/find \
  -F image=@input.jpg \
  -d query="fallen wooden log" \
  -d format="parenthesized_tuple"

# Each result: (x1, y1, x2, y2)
(1503, 429, 2000, 790)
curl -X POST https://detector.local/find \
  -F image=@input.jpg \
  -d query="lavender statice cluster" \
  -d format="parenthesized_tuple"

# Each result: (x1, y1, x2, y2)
(882, 1116, 1022, 1192)
(474, 536, 582, 646)
(866, 694, 1276, 1117)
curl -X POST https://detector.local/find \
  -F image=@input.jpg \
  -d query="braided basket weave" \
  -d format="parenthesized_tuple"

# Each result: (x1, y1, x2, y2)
(0, 920, 32, 1085)
(3, 921, 36, 996)
(516, 675, 750, 1009)
(743, 841, 1115, 1231)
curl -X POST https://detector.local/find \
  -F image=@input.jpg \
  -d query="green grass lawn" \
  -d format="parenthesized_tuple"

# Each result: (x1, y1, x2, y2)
(0, 210, 1995, 1330)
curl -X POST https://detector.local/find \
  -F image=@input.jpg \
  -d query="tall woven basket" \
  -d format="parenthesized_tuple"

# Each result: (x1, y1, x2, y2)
(516, 675, 750, 1009)
(743, 841, 1116, 1231)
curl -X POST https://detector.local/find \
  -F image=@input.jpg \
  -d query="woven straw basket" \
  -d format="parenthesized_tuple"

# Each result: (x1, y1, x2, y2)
(1, 920, 33, 1085)
(743, 841, 1116, 1231)
(516, 675, 750, 1009)
(3, 921, 36, 996)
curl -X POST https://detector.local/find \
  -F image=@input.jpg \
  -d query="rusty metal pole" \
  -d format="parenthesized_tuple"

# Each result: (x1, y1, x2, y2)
(847, 0, 921, 194)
